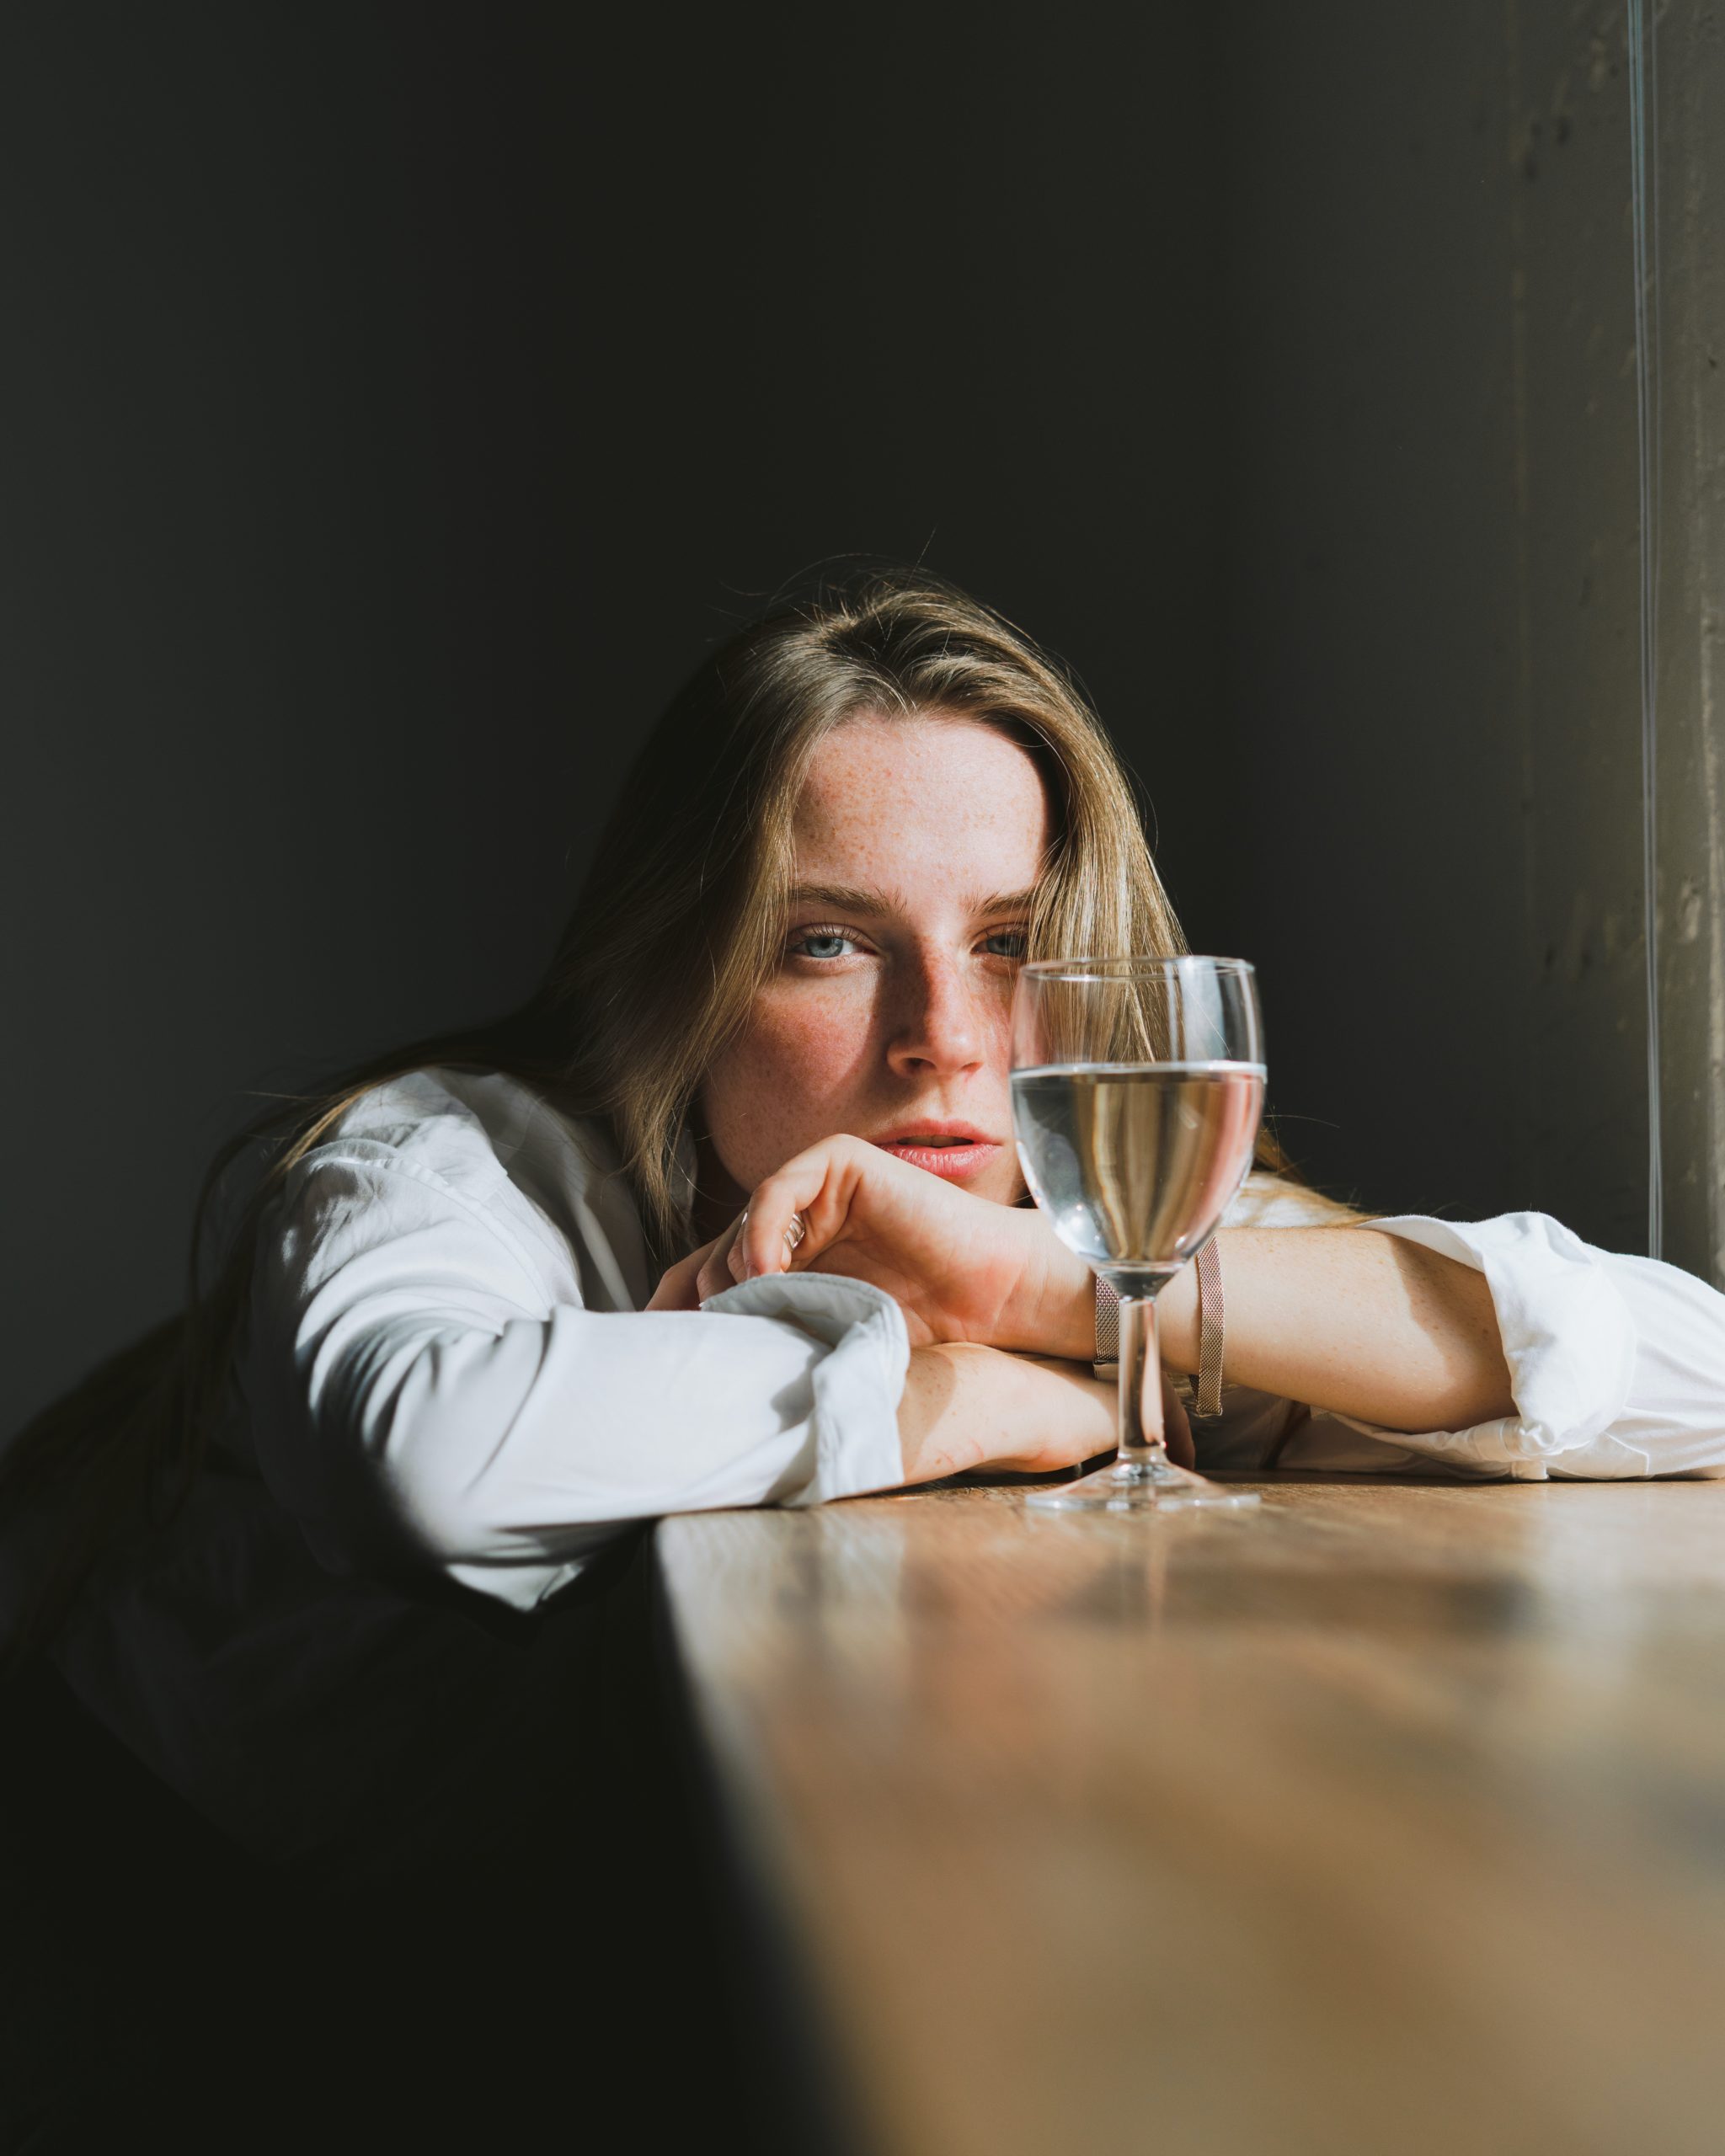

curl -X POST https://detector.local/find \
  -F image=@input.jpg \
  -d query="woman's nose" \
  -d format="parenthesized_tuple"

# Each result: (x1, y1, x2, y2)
(886, 954, 988, 1077)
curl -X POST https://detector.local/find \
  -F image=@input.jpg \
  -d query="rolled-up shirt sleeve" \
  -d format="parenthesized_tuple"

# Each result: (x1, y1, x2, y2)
(1328, 1212, 1725, 1480)
(245, 1149, 910, 1609)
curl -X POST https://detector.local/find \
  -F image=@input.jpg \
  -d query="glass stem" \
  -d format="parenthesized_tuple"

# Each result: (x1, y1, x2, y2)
(1115, 1289, 1164, 1470)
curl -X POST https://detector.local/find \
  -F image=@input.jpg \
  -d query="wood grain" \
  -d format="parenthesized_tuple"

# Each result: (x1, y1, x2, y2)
(658, 1478, 1725, 2156)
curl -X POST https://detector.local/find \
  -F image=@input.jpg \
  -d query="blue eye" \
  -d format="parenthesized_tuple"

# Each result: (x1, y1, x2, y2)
(788, 926, 1026, 963)
(793, 930, 858, 960)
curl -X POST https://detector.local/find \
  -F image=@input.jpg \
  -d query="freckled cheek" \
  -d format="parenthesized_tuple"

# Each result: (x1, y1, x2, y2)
(737, 985, 872, 1102)
(702, 981, 880, 1181)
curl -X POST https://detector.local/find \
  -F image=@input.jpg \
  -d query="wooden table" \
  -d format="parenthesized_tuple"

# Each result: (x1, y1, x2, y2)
(657, 1476, 1725, 2156)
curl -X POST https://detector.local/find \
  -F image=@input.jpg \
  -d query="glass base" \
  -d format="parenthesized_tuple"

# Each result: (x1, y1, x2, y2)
(1025, 1454, 1261, 1512)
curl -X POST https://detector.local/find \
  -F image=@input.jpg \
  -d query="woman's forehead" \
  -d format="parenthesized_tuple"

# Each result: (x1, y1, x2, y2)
(792, 712, 1049, 877)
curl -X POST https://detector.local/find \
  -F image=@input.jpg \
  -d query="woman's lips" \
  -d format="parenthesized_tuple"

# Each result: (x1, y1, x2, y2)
(873, 1139, 1003, 1181)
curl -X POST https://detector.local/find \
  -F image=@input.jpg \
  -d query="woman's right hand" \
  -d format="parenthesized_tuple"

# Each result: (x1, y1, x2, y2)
(649, 1133, 1095, 1361)
(896, 1343, 1195, 1483)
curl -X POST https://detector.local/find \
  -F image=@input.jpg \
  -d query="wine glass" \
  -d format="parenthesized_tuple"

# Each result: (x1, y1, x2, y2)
(1010, 955, 1265, 1511)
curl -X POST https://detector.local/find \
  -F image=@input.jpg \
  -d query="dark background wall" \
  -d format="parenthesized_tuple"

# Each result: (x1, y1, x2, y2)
(1220, 0, 1725, 1273)
(3, 3, 1701, 1437)
(1220, 0, 1648, 1235)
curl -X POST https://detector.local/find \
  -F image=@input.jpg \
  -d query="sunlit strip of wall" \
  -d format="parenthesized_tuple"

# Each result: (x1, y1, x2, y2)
(1628, 0, 1664, 1260)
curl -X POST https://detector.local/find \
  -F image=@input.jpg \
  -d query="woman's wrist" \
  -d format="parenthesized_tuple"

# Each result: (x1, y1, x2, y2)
(1012, 1224, 1205, 1373)
(993, 1220, 1095, 1362)
(978, 1211, 1219, 1372)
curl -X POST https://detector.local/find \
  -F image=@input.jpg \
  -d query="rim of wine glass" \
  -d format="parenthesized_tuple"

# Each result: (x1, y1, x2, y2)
(1019, 953, 1258, 983)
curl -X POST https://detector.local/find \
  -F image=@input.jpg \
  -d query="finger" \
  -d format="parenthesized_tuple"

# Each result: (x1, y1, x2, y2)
(697, 1213, 748, 1303)
(732, 1208, 807, 1283)
(737, 1137, 873, 1280)
(649, 1190, 818, 1310)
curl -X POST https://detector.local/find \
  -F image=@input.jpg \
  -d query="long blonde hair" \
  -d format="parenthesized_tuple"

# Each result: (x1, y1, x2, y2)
(2, 565, 1296, 1658)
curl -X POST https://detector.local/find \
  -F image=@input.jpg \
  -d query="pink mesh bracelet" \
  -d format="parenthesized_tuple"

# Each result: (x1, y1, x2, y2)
(1092, 1246, 1225, 1413)
(1194, 1238, 1226, 1418)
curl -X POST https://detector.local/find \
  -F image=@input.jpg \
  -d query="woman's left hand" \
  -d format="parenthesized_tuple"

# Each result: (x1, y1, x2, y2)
(648, 1133, 1095, 1359)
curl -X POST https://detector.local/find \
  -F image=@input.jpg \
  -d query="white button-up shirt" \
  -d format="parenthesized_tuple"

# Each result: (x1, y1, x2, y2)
(233, 1066, 1725, 1616)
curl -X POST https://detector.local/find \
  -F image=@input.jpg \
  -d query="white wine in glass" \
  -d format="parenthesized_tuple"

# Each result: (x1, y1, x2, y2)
(1010, 956, 1265, 1511)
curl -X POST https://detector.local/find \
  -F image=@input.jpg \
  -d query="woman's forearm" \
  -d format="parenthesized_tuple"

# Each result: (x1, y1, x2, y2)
(897, 1343, 1117, 1484)
(1156, 1228, 1515, 1434)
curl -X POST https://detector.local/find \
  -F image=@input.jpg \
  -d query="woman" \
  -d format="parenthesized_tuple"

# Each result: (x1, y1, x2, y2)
(8, 565, 1722, 2148)
(8, 567, 1725, 1644)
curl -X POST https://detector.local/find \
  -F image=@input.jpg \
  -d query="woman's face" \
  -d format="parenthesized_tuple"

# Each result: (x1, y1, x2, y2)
(698, 711, 1050, 1213)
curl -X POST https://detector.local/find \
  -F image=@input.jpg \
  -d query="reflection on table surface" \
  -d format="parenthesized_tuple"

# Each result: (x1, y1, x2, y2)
(659, 1475, 1725, 2156)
